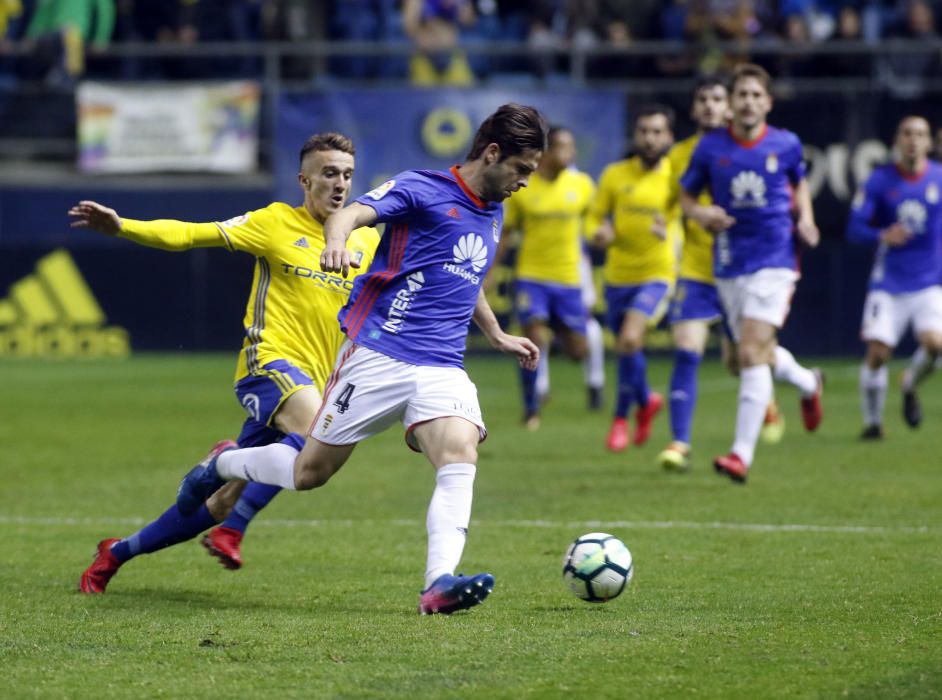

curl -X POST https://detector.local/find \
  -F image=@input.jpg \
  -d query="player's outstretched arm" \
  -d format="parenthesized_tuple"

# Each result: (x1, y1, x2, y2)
(322, 202, 378, 277)
(472, 289, 539, 370)
(68, 200, 122, 236)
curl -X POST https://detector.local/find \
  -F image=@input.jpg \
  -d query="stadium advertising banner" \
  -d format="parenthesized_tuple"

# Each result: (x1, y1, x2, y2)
(273, 88, 627, 205)
(77, 81, 261, 174)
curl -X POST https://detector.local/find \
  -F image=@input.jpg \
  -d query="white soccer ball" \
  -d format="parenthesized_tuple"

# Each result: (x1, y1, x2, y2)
(562, 532, 633, 602)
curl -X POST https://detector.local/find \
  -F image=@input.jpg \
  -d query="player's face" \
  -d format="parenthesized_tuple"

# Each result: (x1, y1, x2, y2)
(298, 149, 355, 223)
(482, 147, 542, 202)
(633, 114, 672, 164)
(730, 76, 771, 131)
(692, 85, 729, 130)
(896, 117, 931, 164)
(545, 130, 576, 171)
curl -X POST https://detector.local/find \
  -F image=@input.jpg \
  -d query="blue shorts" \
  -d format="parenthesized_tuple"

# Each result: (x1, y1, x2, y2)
(234, 359, 316, 447)
(669, 278, 723, 324)
(515, 279, 588, 335)
(604, 282, 671, 334)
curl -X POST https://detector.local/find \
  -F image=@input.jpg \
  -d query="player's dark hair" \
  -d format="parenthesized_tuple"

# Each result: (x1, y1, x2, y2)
(467, 104, 549, 161)
(547, 125, 572, 146)
(634, 104, 675, 132)
(299, 132, 355, 165)
(730, 63, 772, 94)
(693, 75, 729, 99)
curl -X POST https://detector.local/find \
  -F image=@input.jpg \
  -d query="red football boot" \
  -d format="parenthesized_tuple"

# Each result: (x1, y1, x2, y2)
(606, 417, 629, 452)
(713, 453, 749, 483)
(633, 392, 664, 446)
(202, 526, 244, 570)
(800, 369, 824, 432)
(79, 538, 122, 594)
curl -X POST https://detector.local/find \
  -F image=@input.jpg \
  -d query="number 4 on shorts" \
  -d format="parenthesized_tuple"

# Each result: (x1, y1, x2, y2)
(333, 383, 355, 414)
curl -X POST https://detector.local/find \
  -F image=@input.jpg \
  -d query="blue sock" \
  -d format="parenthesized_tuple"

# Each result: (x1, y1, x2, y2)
(110, 503, 216, 564)
(616, 351, 649, 418)
(669, 350, 701, 444)
(615, 354, 635, 418)
(222, 483, 282, 534)
(519, 366, 539, 415)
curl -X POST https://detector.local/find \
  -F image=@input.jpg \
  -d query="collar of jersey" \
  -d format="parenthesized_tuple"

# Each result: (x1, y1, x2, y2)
(727, 123, 768, 149)
(895, 161, 929, 182)
(450, 165, 488, 209)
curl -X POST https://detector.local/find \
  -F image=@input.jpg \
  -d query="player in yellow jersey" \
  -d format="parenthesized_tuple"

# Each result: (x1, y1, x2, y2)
(73, 133, 380, 593)
(500, 126, 599, 429)
(587, 105, 676, 452)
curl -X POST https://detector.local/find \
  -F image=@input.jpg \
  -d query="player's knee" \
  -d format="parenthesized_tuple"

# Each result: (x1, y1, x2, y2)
(294, 464, 333, 490)
(921, 335, 942, 356)
(616, 336, 642, 354)
(737, 342, 769, 368)
(865, 343, 891, 368)
(566, 337, 588, 361)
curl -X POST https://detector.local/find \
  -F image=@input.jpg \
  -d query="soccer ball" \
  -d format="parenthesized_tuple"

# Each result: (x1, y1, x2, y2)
(562, 532, 633, 602)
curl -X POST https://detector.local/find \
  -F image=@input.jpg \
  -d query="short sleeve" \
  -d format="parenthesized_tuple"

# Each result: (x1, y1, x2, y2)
(216, 205, 277, 257)
(356, 171, 426, 223)
(784, 132, 807, 184)
(679, 140, 709, 196)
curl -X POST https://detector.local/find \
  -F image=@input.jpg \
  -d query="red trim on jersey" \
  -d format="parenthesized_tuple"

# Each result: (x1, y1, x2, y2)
(728, 124, 768, 149)
(895, 161, 929, 182)
(450, 165, 487, 209)
(344, 222, 409, 339)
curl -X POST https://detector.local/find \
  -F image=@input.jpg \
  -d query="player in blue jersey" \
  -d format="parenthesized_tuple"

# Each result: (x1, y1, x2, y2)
(176, 104, 546, 615)
(847, 115, 942, 439)
(680, 63, 823, 483)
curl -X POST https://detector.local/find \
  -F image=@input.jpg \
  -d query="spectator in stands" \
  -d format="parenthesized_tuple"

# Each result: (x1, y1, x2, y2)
(883, 0, 939, 95)
(819, 4, 871, 77)
(403, 0, 476, 86)
(587, 1, 660, 79)
(684, 0, 773, 74)
(22, 0, 114, 82)
(776, 11, 817, 80)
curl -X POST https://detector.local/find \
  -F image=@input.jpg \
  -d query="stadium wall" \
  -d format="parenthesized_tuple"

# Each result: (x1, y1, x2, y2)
(3, 87, 937, 358)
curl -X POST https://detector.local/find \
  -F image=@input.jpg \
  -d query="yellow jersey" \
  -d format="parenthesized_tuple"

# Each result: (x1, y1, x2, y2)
(669, 134, 715, 284)
(119, 202, 379, 390)
(503, 168, 595, 286)
(587, 156, 676, 286)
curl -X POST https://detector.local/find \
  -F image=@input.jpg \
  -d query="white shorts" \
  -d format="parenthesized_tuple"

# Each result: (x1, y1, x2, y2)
(716, 268, 798, 342)
(311, 341, 487, 451)
(861, 286, 942, 348)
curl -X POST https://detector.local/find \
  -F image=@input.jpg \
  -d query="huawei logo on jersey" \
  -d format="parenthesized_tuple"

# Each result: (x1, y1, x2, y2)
(897, 199, 927, 234)
(453, 233, 487, 272)
(730, 170, 767, 208)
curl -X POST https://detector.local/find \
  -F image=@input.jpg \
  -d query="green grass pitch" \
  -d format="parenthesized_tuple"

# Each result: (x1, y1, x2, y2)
(1, 354, 940, 698)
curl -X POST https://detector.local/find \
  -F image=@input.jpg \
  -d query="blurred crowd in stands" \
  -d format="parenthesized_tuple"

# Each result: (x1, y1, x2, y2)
(0, 0, 940, 85)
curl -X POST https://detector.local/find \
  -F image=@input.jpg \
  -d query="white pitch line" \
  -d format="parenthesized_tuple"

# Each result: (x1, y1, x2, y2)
(0, 515, 934, 536)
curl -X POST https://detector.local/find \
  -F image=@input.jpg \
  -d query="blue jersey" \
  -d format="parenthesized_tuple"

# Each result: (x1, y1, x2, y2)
(341, 167, 502, 368)
(680, 125, 805, 278)
(847, 161, 942, 294)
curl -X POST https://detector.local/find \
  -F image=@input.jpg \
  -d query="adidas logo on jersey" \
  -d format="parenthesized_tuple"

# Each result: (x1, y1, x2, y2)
(446, 207, 461, 219)
(294, 237, 310, 248)
(730, 170, 767, 208)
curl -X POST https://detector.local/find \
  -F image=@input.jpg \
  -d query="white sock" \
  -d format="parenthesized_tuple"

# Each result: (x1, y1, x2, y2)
(903, 345, 937, 391)
(536, 348, 550, 399)
(731, 365, 773, 466)
(215, 444, 298, 490)
(859, 363, 887, 427)
(584, 316, 605, 389)
(773, 345, 817, 397)
(424, 463, 476, 589)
